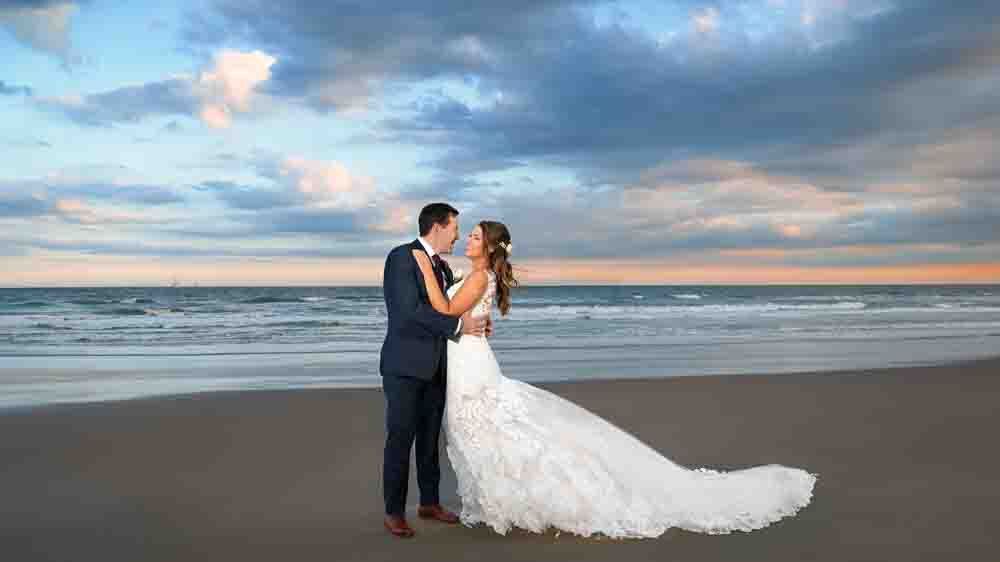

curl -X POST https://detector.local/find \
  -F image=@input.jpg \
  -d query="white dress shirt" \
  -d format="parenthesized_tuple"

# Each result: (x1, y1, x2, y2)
(417, 236, 437, 259)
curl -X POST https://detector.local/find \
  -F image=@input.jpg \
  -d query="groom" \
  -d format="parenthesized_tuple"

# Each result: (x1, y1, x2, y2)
(380, 202, 491, 538)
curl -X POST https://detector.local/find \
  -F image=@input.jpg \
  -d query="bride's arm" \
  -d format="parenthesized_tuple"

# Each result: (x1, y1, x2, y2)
(412, 250, 488, 317)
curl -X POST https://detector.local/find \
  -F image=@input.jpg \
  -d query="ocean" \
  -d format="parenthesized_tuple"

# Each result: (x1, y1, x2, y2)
(2, 284, 999, 408)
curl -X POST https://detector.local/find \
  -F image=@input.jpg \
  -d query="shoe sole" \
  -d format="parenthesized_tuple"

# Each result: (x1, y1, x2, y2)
(384, 521, 415, 538)
(417, 512, 460, 524)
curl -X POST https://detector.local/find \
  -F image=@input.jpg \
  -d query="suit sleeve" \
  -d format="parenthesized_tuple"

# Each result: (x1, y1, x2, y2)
(385, 247, 460, 338)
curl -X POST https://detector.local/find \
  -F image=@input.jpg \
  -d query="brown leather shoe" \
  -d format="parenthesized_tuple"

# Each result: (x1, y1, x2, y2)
(417, 504, 460, 524)
(384, 515, 415, 538)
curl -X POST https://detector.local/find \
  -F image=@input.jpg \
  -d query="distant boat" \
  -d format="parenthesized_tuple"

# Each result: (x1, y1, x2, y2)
(170, 276, 179, 288)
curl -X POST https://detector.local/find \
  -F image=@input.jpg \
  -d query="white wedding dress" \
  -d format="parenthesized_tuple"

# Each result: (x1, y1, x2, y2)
(443, 272, 816, 538)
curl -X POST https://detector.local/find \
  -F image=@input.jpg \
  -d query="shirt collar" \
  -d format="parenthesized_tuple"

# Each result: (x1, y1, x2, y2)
(417, 236, 436, 259)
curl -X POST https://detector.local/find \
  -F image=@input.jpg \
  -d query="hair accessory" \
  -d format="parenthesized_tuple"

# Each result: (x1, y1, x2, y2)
(500, 241, 513, 255)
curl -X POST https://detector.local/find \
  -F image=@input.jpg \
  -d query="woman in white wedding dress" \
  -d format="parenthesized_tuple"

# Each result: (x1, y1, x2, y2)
(411, 221, 816, 539)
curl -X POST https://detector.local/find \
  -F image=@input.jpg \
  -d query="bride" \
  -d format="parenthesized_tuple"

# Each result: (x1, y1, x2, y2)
(411, 220, 816, 539)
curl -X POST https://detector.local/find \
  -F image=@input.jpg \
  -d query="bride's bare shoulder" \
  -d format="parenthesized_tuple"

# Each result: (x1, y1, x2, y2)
(466, 268, 488, 284)
(462, 269, 489, 292)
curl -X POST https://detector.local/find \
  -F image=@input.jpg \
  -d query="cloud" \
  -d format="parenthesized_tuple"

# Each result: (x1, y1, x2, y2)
(276, 156, 375, 210)
(194, 153, 415, 239)
(5, 234, 398, 260)
(0, 79, 33, 96)
(11, 236, 271, 257)
(34, 167, 187, 205)
(327, 0, 997, 265)
(51, 198, 152, 224)
(0, 1, 78, 6)
(0, 170, 185, 228)
(908, 127, 1000, 182)
(255, 207, 366, 236)
(70, 182, 185, 205)
(0, 191, 156, 225)
(0, 191, 48, 218)
(142, 5, 1000, 127)
(175, 0, 1000, 219)
(193, 49, 276, 128)
(37, 79, 199, 126)
(3, 137, 50, 148)
(449, 154, 1000, 266)
(0, 0, 81, 63)
(198, 153, 379, 212)
(395, 2, 996, 177)
(691, 6, 719, 35)
(37, 49, 277, 128)
(193, 180, 289, 210)
(182, 1, 578, 112)
(6, 1, 999, 269)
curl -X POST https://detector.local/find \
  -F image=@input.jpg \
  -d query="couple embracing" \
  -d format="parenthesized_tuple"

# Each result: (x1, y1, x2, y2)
(379, 203, 816, 540)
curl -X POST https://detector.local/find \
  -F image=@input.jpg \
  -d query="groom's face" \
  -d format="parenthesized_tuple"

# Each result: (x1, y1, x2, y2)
(439, 214, 459, 254)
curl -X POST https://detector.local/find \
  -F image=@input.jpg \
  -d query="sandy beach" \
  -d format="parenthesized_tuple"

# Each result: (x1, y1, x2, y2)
(2, 357, 998, 561)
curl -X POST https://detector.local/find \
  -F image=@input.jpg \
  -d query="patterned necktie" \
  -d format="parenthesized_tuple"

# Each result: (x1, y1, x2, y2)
(431, 254, 446, 291)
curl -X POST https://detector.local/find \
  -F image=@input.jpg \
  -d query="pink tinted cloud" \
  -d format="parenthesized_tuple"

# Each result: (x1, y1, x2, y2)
(53, 198, 151, 224)
(277, 155, 376, 210)
(195, 49, 277, 128)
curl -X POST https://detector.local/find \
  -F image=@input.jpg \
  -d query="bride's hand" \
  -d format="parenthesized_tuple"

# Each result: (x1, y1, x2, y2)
(411, 250, 433, 274)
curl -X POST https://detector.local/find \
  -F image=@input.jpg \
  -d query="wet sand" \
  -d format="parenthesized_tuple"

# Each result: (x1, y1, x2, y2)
(2, 357, 998, 561)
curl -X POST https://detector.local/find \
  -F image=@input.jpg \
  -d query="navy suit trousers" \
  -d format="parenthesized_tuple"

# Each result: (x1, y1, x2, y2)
(382, 369, 446, 515)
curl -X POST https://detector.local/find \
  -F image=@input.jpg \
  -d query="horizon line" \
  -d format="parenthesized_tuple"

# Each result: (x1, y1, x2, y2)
(4, 281, 1000, 289)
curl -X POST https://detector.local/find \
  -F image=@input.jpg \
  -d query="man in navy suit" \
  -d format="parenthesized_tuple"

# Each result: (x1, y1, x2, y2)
(380, 202, 491, 538)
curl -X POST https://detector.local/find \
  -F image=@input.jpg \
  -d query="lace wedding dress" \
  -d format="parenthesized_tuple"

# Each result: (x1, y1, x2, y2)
(443, 272, 816, 538)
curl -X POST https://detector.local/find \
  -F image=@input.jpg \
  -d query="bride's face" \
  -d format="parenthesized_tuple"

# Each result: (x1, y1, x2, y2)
(464, 225, 487, 259)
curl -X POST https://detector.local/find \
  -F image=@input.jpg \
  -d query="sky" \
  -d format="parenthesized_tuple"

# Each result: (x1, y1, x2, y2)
(1, 0, 998, 286)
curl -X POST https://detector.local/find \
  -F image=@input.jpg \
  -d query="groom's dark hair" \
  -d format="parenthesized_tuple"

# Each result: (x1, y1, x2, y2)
(418, 203, 459, 236)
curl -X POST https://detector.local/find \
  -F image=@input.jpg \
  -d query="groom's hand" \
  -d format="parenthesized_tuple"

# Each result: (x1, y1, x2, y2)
(460, 311, 487, 337)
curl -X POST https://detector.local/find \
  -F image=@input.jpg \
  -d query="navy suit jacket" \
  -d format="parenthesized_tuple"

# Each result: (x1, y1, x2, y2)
(379, 240, 460, 381)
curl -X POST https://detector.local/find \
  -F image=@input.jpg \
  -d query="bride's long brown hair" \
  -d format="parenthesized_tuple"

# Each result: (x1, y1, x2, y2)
(479, 220, 519, 316)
